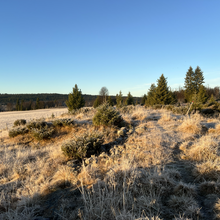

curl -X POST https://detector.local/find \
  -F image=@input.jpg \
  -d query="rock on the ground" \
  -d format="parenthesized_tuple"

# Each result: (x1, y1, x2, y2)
(117, 127, 127, 136)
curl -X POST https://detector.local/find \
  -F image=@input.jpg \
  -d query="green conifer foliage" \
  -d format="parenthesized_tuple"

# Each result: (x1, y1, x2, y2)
(145, 84, 156, 106)
(184, 66, 195, 102)
(194, 66, 205, 93)
(107, 96, 114, 106)
(16, 99, 20, 111)
(66, 84, 85, 111)
(184, 66, 205, 102)
(125, 92, 134, 105)
(198, 85, 207, 104)
(20, 100, 24, 111)
(36, 98, 40, 109)
(93, 96, 102, 108)
(208, 94, 216, 105)
(155, 74, 170, 105)
(168, 90, 177, 104)
(116, 91, 123, 107)
(191, 92, 203, 111)
(141, 94, 147, 105)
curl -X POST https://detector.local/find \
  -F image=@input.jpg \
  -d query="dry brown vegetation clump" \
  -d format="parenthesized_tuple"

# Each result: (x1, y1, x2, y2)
(1, 105, 220, 219)
(178, 116, 202, 134)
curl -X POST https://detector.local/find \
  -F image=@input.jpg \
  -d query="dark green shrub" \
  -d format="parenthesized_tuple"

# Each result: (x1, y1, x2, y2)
(9, 127, 29, 138)
(93, 103, 123, 127)
(66, 84, 85, 111)
(31, 127, 55, 140)
(13, 119, 26, 126)
(52, 118, 74, 127)
(61, 132, 104, 159)
(26, 121, 48, 129)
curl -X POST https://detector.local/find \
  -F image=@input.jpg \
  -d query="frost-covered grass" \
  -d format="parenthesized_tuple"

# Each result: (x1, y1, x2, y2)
(0, 108, 67, 137)
(1, 105, 220, 219)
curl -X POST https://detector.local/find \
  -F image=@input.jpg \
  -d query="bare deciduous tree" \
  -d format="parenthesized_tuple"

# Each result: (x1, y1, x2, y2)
(99, 87, 109, 102)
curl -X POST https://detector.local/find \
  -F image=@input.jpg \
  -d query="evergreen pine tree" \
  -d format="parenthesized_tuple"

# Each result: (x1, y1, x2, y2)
(141, 94, 147, 105)
(145, 84, 156, 106)
(116, 91, 123, 107)
(155, 74, 170, 105)
(36, 98, 40, 109)
(208, 94, 216, 105)
(194, 66, 205, 93)
(66, 84, 85, 111)
(107, 96, 114, 106)
(125, 92, 134, 105)
(198, 85, 207, 104)
(20, 100, 24, 111)
(184, 66, 195, 102)
(168, 89, 177, 104)
(184, 66, 205, 102)
(16, 99, 20, 111)
(191, 92, 202, 111)
(93, 96, 102, 108)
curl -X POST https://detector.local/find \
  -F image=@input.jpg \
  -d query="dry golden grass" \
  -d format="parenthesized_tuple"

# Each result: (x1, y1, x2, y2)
(180, 135, 218, 162)
(158, 112, 174, 124)
(214, 198, 220, 220)
(1, 106, 220, 219)
(192, 159, 220, 181)
(208, 123, 220, 135)
(178, 116, 202, 134)
(131, 106, 149, 121)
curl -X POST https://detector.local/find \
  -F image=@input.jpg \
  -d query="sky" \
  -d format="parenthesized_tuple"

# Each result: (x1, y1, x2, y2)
(1, 0, 220, 97)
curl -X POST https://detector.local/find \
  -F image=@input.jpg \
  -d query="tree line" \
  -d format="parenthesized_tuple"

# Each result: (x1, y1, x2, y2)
(65, 66, 220, 112)
(1, 66, 219, 112)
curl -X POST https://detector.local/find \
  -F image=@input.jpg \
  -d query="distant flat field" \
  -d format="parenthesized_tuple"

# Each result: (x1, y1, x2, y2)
(0, 108, 68, 131)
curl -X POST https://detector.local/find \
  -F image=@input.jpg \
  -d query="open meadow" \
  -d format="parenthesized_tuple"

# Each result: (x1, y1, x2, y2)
(1, 105, 220, 220)
(0, 108, 68, 138)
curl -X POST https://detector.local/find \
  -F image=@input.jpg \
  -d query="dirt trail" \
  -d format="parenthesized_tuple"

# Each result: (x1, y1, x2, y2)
(166, 141, 214, 220)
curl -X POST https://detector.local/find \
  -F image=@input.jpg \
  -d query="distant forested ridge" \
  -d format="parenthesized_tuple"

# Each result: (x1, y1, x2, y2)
(0, 93, 141, 111)
(0, 93, 97, 111)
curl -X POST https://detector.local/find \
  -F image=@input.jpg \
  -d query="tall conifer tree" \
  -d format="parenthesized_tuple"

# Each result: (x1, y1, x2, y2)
(66, 84, 85, 111)
(184, 66, 195, 102)
(155, 74, 170, 105)
(125, 92, 134, 105)
(184, 66, 205, 102)
(16, 99, 20, 111)
(194, 66, 205, 93)
(145, 84, 156, 106)
(116, 91, 123, 107)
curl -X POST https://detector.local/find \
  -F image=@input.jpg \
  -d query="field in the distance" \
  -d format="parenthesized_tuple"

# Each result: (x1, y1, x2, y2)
(0, 108, 68, 137)
(1, 105, 220, 220)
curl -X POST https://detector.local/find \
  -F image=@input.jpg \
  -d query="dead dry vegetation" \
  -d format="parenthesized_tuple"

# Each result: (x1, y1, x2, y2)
(0, 105, 220, 220)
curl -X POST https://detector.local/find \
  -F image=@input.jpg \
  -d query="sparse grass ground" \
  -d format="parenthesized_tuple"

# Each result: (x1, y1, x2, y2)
(0, 105, 220, 219)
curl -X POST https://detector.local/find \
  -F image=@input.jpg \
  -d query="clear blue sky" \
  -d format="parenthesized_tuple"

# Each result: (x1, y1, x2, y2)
(1, 0, 220, 96)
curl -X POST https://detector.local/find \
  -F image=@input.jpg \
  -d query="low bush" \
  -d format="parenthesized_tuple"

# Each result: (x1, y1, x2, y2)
(52, 118, 74, 127)
(152, 104, 163, 110)
(26, 120, 48, 129)
(13, 119, 26, 126)
(93, 103, 123, 127)
(164, 105, 174, 111)
(61, 132, 104, 159)
(172, 106, 188, 115)
(118, 105, 135, 114)
(31, 127, 55, 140)
(69, 107, 93, 115)
(9, 127, 29, 138)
